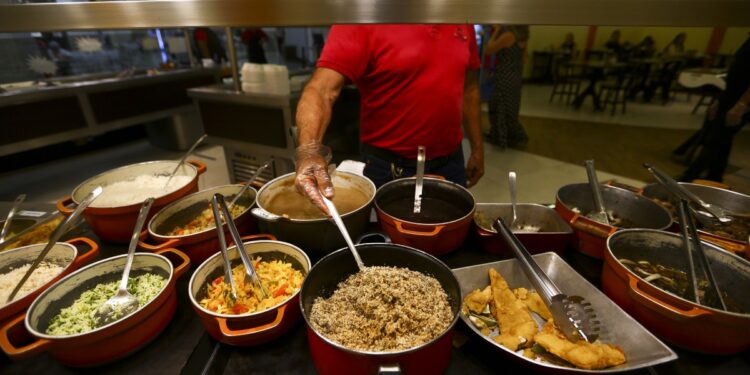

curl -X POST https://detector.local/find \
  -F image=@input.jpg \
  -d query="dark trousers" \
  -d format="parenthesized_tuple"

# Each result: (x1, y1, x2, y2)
(361, 146, 467, 188)
(681, 104, 749, 182)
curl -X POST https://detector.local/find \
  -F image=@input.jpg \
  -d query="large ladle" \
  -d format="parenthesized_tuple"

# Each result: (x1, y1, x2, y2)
(213, 193, 267, 300)
(94, 197, 155, 326)
(321, 194, 364, 270)
(677, 199, 727, 311)
(6, 186, 103, 303)
(164, 133, 208, 189)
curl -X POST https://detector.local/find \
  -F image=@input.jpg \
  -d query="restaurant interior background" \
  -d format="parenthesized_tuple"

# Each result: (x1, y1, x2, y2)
(1, 23, 749, 203)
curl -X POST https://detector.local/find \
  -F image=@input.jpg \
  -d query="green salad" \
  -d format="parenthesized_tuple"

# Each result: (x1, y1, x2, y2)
(46, 273, 166, 336)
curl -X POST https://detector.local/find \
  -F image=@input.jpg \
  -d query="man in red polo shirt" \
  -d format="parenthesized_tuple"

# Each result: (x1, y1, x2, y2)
(295, 25, 484, 212)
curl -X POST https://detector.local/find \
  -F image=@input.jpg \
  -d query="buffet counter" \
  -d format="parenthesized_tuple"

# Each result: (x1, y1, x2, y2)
(1, 221, 747, 374)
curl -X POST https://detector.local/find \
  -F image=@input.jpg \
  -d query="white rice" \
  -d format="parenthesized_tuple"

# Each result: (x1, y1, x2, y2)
(0, 261, 64, 305)
(92, 175, 192, 207)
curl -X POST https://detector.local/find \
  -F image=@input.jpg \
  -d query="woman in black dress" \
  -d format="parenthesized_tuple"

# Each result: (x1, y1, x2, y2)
(485, 25, 530, 148)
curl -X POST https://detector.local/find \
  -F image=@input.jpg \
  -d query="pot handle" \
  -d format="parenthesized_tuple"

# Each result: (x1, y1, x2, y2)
(138, 229, 181, 252)
(356, 232, 392, 244)
(378, 364, 402, 374)
(0, 314, 52, 359)
(188, 160, 208, 176)
(241, 234, 277, 242)
(156, 248, 192, 279)
(605, 180, 643, 194)
(569, 215, 615, 239)
(699, 235, 746, 257)
(66, 237, 100, 268)
(424, 174, 445, 180)
(627, 274, 709, 320)
(217, 304, 286, 338)
(56, 196, 75, 216)
(394, 221, 445, 237)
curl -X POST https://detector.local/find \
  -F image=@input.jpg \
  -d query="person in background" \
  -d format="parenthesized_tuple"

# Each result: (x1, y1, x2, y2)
(663, 33, 687, 57)
(680, 35, 750, 183)
(241, 27, 268, 64)
(193, 27, 227, 64)
(46, 41, 73, 76)
(634, 36, 657, 58)
(484, 25, 529, 149)
(293, 25, 484, 212)
(560, 32, 576, 59)
(604, 30, 622, 58)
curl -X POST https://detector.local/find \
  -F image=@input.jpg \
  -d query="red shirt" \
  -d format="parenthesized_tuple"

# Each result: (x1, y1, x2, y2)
(317, 25, 480, 159)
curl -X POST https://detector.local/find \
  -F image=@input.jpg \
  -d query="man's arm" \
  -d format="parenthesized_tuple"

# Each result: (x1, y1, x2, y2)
(463, 69, 484, 188)
(294, 67, 347, 213)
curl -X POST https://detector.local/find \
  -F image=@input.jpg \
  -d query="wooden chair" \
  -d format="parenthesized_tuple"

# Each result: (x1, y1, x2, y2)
(548, 59, 582, 104)
(598, 67, 637, 115)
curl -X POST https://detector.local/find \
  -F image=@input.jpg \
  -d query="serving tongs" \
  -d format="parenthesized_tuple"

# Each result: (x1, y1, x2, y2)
(584, 160, 610, 225)
(413, 145, 426, 214)
(494, 218, 601, 343)
(677, 200, 727, 311)
(6, 186, 102, 303)
(0, 194, 26, 243)
(212, 193, 267, 303)
(644, 163, 740, 224)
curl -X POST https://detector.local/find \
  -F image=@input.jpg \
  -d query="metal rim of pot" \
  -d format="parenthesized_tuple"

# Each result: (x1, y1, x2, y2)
(299, 242, 461, 357)
(147, 184, 257, 240)
(188, 239, 311, 320)
(474, 203, 573, 234)
(374, 176, 476, 227)
(70, 160, 200, 207)
(255, 171, 376, 223)
(606, 228, 750, 318)
(24, 252, 175, 340)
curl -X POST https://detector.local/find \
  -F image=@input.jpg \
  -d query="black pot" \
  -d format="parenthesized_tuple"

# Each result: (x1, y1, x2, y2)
(300, 242, 461, 375)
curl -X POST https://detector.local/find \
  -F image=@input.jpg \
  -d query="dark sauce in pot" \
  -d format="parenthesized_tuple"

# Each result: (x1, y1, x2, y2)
(381, 197, 469, 224)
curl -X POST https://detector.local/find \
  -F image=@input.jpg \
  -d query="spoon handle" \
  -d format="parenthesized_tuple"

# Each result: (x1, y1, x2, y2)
(119, 198, 154, 292)
(584, 160, 608, 219)
(165, 134, 208, 188)
(413, 146, 426, 214)
(322, 195, 364, 270)
(0, 194, 26, 243)
(508, 172, 518, 228)
(228, 159, 271, 209)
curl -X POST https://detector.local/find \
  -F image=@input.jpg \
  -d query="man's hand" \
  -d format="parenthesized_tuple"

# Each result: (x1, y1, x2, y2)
(726, 101, 747, 127)
(465, 149, 484, 188)
(294, 143, 334, 215)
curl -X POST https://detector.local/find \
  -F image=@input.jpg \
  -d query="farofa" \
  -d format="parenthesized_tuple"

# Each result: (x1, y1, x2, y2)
(309, 266, 452, 352)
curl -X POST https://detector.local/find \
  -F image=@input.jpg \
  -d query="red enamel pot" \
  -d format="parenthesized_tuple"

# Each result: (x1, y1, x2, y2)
(189, 234, 310, 346)
(603, 229, 750, 354)
(0, 248, 190, 367)
(140, 184, 258, 264)
(375, 177, 475, 256)
(0, 237, 99, 324)
(300, 242, 461, 375)
(57, 160, 206, 243)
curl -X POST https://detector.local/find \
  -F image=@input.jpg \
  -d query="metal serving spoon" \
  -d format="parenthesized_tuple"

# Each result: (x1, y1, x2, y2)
(0, 194, 26, 243)
(413, 145, 426, 214)
(228, 159, 272, 209)
(164, 133, 208, 189)
(322, 194, 365, 270)
(6, 186, 102, 303)
(677, 199, 727, 311)
(644, 163, 737, 223)
(94, 197, 155, 326)
(494, 218, 601, 343)
(214, 193, 267, 300)
(584, 160, 610, 225)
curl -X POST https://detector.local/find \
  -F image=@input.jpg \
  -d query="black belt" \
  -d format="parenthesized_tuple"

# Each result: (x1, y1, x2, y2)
(360, 143, 460, 169)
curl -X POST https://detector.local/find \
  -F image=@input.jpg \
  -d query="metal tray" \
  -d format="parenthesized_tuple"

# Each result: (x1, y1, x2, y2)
(453, 253, 677, 373)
